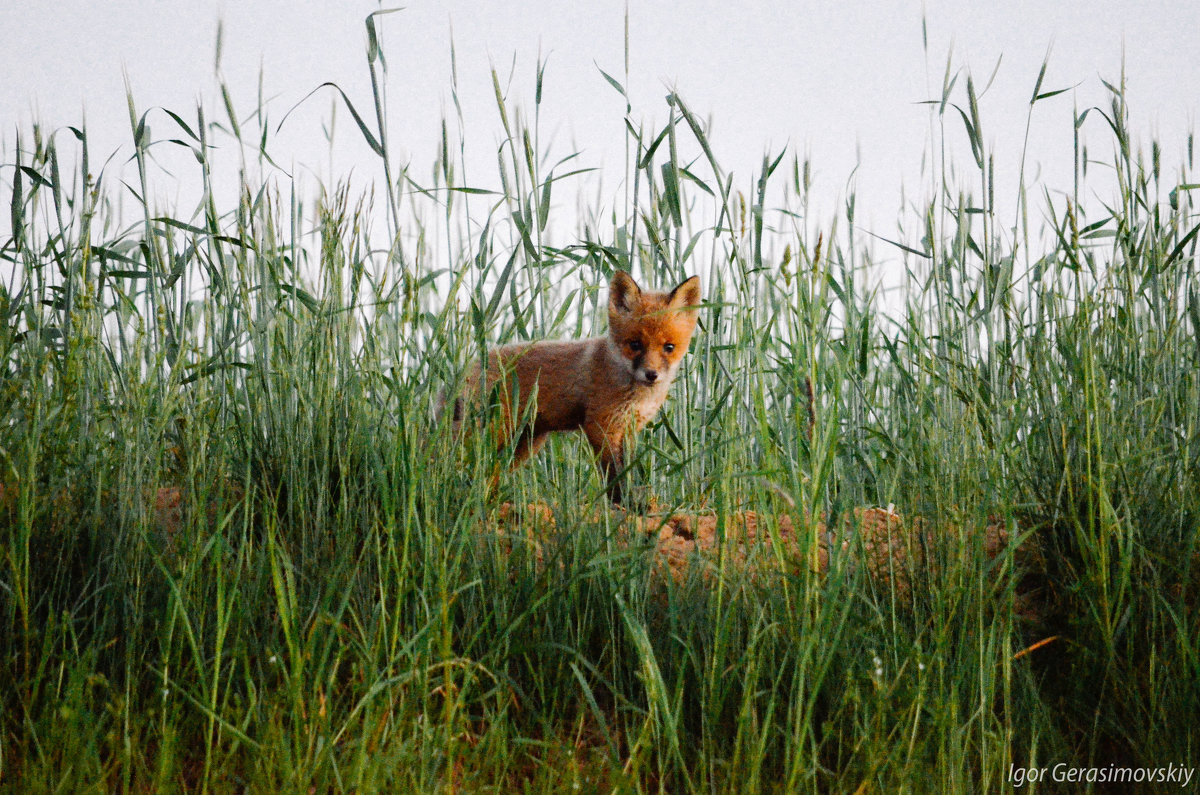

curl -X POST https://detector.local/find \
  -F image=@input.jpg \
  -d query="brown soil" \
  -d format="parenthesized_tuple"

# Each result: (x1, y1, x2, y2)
(3, 480, 1037, 613)
(487, 501, 1039, 607)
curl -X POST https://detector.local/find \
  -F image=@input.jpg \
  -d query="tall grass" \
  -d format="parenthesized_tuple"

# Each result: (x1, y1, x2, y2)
(2, 18, 1198, 792)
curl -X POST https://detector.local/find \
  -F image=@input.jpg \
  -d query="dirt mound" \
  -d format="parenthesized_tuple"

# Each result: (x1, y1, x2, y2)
(489, 502, 1033, 603)
(4, 482, 1027, 607)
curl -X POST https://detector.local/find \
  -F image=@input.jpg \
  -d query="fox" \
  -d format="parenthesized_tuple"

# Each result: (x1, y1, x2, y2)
(449, 270, 702, 507)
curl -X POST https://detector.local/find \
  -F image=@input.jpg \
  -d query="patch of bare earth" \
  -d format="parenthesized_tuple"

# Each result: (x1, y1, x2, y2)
(488, 502, 1041, 613)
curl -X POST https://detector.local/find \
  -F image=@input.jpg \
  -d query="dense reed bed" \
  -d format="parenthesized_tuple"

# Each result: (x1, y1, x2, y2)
(2, 18, 1197, 792)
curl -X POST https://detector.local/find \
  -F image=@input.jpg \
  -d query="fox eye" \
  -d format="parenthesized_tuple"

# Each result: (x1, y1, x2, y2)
(628, 339, 643, 353)
(663, 343, 676, 353)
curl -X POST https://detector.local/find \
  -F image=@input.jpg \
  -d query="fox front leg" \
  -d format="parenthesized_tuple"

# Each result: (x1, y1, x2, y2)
(583, 422, 648, 511)
(602, 448, 626, 506)
(585, 424, 630, 507)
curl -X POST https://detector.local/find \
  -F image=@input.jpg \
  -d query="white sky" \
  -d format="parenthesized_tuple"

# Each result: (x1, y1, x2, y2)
(3, 1, 1198, 257)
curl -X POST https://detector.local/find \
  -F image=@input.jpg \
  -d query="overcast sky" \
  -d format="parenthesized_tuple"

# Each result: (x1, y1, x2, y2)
(3, 1, 1197, 250)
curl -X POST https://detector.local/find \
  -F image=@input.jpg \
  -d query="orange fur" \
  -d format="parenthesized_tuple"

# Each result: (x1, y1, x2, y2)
(453, 271, 701, 505)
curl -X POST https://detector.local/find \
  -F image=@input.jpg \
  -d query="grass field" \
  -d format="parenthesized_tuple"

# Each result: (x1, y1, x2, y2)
(2, 26, 1199, 793)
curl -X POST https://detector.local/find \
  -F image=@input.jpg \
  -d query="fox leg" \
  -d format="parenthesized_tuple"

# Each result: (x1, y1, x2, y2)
(584, 423, 629, 506)
(598, 442, 627, 507)
(477, 430, 546, 502)
(511, 431, 548, 469)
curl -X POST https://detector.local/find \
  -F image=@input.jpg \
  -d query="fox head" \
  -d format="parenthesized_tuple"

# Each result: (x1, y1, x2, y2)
(607, 270, 702, 387)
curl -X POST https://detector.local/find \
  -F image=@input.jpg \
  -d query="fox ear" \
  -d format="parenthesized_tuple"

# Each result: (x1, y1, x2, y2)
(668, 276, 701, 310)
(609, 270, 642, 314)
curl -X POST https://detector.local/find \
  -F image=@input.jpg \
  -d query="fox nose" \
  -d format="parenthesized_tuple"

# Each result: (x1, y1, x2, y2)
(643, 370, 658, 383)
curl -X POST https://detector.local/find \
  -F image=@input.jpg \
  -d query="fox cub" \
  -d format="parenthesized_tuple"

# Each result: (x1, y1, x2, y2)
(451, 270, 702, 506)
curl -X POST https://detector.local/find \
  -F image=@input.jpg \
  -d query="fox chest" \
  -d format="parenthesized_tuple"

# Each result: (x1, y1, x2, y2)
(579, 384, 669, 437)
(630, 391, 667, 428)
